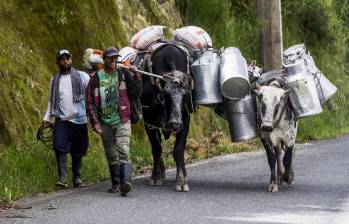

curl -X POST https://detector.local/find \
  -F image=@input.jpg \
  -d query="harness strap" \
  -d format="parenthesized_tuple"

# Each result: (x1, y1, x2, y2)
(274, 96, 288, 127)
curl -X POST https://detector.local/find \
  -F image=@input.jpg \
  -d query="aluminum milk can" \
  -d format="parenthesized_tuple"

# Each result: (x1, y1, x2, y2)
(224, 94, 258, 142)
(219, 47, 250, 100)
(283, 44, 306, 65)
(284, 44, 337, 105)
(313, 72, 337, 105)
(191, 50, 223, 106)
(284, 61, 323, 119)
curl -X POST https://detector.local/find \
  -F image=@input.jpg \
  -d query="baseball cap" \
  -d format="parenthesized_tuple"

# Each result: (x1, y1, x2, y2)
(103, 47, 120, 58)
(56, 49, 72, 60)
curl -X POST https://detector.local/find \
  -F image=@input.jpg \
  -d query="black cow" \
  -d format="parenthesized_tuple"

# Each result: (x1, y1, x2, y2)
(140, 44, 194, 192)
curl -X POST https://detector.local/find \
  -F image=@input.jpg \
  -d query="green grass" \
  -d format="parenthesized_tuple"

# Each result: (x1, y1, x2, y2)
(0, 133, 145, 203)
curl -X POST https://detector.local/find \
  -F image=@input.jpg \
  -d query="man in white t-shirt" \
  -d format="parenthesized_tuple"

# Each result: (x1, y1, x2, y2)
(42, 49, 90, 188)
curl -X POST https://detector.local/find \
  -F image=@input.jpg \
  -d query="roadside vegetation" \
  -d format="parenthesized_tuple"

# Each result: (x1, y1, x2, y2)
(1, 0, 349, 205)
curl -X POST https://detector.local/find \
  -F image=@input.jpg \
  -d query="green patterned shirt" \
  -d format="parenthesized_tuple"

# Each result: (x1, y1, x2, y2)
(97, 70, 120, 125)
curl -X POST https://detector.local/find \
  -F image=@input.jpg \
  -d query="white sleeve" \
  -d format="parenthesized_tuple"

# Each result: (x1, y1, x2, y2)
(79, 71, 90, 89)
(43, 78, 53, 121)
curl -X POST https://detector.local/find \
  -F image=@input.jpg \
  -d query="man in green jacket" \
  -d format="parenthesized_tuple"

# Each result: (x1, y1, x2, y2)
(86, 47, 142, 196)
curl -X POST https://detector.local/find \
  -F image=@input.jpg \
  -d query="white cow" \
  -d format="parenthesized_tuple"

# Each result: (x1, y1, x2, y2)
(254, 79, 298, 192)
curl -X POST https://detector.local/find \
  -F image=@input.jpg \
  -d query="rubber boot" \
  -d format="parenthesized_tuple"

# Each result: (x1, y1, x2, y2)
(108, 164, 120, 193)
(119, 163, 132, 196)
(72, 156, 85, 187)
(55, 151, 68, 188)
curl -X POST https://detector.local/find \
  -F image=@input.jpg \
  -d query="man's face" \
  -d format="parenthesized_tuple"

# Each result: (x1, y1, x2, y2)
(104, 56, 118, 70)
(57, 55, 72, 72)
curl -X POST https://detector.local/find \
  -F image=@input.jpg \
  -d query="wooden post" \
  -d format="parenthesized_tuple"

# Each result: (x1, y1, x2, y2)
(258, 0, 283, 71)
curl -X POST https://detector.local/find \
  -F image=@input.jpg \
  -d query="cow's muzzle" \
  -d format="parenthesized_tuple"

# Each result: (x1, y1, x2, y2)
(167, 121, 182, 133)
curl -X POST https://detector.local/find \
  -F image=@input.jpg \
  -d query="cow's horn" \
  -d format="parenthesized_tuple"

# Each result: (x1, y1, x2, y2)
(255, 82, 261, 90)
(155, 78, 163, 91)
(191, 78, 195, 90)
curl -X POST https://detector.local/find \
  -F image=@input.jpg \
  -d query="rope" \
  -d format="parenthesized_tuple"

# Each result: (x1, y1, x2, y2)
(144, 122, 175, 133)
(36, 125, 54, 149)
(312, 72, 326, 103)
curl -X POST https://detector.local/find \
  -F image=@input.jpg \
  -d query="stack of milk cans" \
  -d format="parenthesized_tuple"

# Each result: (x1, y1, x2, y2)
(282, 44, 337, 119)
(191, 47, 258, 142)
(191, 43, 337, 143)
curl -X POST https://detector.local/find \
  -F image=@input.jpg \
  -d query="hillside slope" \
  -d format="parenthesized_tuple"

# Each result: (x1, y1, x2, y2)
(0, 0, 181, 144)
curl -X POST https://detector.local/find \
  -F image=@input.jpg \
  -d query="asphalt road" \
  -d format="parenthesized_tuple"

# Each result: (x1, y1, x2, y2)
(1, 135, 349, 224)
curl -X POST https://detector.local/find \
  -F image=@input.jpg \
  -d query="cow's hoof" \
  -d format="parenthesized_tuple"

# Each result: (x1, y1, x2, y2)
(154, 179, 163, 186)
(287, 178, 295, 185)
(183, 184, 190, 192)
(175, 185, 182, 191)
(175, 184, 190, 192)
(268, 184, 278, 192)
(283, 174, 294, 185)
(149, 179, 163, 186)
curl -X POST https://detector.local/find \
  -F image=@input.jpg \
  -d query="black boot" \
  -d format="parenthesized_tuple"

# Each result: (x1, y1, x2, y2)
(108, 164, 120, 193)
(55, 151, 68, 188)
(72, 156, 85, 187)
(119, 163, 132, 196)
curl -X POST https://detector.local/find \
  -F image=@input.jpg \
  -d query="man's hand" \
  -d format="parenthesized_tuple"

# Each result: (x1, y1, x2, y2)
(93, 123, 102, 134)
(42, 120, 52, 128)
(129, 65, 141, 79)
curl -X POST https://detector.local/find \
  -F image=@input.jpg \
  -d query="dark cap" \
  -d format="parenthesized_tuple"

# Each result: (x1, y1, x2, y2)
(56, 49, 72, 60)
(103, 47, 120, 58)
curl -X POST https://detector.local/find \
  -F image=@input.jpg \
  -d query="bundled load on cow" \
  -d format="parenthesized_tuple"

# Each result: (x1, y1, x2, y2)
(118, 46, 139, 64)
(130, 25, 166, 50)
(283, 44, 337, 106)
(172, 26, 212, 51)
(219, 47, 250, 100)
